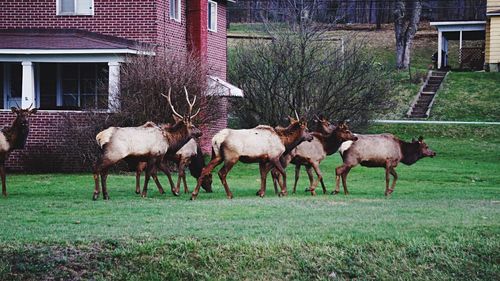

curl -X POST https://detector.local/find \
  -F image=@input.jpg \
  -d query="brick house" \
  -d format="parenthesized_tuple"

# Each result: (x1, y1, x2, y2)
(0, 0, 241, 171)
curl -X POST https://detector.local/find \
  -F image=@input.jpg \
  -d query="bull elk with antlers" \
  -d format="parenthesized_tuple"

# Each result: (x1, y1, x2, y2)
(191, 114, 313, 200)
(92, 88, 201, 200)
(0, 105, 37, 197)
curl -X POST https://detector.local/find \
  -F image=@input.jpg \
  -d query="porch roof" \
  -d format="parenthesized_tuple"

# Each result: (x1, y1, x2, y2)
(0, 29, 154, 55)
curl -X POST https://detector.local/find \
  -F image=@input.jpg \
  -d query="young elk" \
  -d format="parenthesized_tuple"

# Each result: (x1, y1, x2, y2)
(335, 135, 436, 196)
(272, 120, 358, 196)
(93, 88, 201, 200)
(0, 105, 37, 197)
(133, 137, 212, 196)
(191, 116, 313, 200)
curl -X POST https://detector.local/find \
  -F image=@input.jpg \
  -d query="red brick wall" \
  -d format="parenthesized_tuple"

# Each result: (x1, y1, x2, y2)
(207, 2, 228, 79)
(155, 0, 188, 56)
(0, 111, 92, 172)
(0, 0, 157, 45)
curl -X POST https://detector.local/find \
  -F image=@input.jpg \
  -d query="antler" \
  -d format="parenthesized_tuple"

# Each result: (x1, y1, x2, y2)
(184, 87, 200, 119)
(294, 109, 300, 120)
(161, 88, 183, 119)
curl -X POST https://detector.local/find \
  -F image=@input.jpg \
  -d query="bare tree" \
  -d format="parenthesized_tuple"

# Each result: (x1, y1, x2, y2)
(229, 20, 394, 128)
(64, 52, 220, 169)
(393, 0, 422, 69)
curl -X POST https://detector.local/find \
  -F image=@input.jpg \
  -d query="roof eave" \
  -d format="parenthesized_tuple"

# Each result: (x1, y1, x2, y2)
(0, 48, 155, 55)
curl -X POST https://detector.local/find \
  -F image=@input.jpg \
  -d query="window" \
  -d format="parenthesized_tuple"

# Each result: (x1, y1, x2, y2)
(208, 1, 217, 32)
(59, 63, 108, 109)
(169, 0, 181, 22)
(57, 0, 94, 16)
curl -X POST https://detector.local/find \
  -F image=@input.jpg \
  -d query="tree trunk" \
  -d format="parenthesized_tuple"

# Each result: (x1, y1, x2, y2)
(394, 0, 422, 70)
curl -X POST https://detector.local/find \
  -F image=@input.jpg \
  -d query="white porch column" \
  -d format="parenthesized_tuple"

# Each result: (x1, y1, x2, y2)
(443, 36, 449, 67)
(21, 61, 35, 109)
(437, 31, 442, 69)
(108, 62, 120, 112)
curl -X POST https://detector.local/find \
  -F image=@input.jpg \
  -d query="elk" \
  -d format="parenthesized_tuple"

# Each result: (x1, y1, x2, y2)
(93, 88, 201, 200)
(190, 116, 313, 200)
(272, 119, 358, 195)
(0, 105, 37, 197)
(133, 137, 212, 196)
(335, 134, 436, 196)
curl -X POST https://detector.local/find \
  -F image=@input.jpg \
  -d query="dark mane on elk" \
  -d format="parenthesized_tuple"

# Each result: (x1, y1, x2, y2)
(1, 105, 37, 197)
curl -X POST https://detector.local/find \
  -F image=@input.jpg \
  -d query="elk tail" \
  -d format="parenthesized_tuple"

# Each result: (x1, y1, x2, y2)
(95, 127, 116, 149)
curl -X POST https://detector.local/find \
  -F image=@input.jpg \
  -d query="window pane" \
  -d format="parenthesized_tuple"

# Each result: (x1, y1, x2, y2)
(10, 63, 22, 98)
(39, 63, 57, 109)
(60, 0, 75, 13)
(76, 0, 92, 14)
(170, 0, 179, 20)
(61, 63, 79, 108)
(0, 63, 3, 109)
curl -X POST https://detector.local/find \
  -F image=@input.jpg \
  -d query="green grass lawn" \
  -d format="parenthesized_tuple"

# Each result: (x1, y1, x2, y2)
(1, 124, 499, 280)
(430, 72, 500, 122)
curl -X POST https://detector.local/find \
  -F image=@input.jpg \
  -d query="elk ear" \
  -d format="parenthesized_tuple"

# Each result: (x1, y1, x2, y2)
(11, 107, 18, 114)
(288, 116, 297, 123)
(172, 114, 182, 123)
(411, 137, 416, 142)
(29, 108, 37, 115)
(418, 136, 424, 142)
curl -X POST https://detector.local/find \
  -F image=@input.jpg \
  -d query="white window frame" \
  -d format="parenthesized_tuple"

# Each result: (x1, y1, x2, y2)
(169, 0, 181, 22)
(56, 0, 94, 16)
(208, 0, 218, 32)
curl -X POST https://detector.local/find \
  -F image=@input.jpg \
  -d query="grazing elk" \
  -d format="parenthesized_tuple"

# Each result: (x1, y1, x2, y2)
(272, 120, 358, 195)
(93, 88, 201, 200)
(335, 134, 436, 196)
(0, 105, 37, 197)
(133, 137, 212, 196)
(191, 116, 313, 200)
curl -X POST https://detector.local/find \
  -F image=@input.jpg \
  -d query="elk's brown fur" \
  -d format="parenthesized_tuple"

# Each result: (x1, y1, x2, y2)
(335, 134, 436, 196)
(0, 106, 37, 197)
(191, 117, 313, 200)
(273, 121, 357, 195)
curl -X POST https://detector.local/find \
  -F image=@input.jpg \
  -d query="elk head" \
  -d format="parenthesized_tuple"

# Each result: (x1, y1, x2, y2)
(162, 87, 202, 139)
(288, 110, 313, 143)
(334, 121, 358, 142)
(313, 114, 335, 134)
(412, 136, 436, 158)
(11, 103, 37, 128)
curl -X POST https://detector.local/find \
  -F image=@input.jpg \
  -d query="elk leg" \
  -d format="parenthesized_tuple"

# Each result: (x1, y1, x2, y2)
(341, 167, 351, 195)
(292, 164, 301, 194)
(308, 163, 323, 196)
(386, 166, 398, 196)
(158, 161, 176, 196)
(218, 160, 236, 199)
(271, 168, 280, 195)
(0, 165, 6, 197)
(151, 170, 165, 195)
(135, 169, 142, 194)
(182, 159, 191, 193)
(93, 158, 113, 200)
(304, 165, 314, 192)
(272, 159, 287, 197)
(257, 162, 269, 198)
(141, 159, 156, 198)
(191, 156, 223, 200)
(334, 165, 351, 195)
(100, 168, 110, 200)
(176, 161, 187, 194)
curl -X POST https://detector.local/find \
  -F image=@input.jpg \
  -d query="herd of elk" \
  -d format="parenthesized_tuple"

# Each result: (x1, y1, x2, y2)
(0, 90, 436, 200)
(0, 105, 37, 197)
(92, 88, 201, 200)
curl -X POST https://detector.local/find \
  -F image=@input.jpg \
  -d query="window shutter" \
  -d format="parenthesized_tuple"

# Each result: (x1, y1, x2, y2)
(76, 0, 93, 15)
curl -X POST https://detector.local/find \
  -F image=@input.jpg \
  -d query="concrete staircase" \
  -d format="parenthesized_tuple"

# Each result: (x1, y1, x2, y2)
(407, 70, 448, 118)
